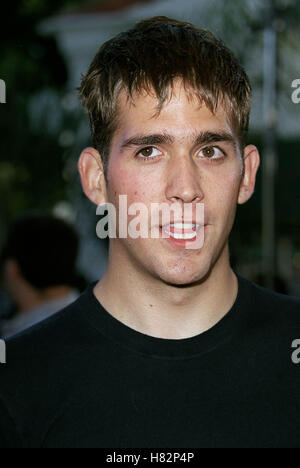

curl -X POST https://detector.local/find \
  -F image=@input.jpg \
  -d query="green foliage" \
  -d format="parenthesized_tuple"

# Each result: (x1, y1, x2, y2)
(0, 0, 88, 246)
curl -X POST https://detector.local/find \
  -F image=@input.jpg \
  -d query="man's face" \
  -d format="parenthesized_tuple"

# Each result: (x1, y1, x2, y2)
(103, 81, 246, 286)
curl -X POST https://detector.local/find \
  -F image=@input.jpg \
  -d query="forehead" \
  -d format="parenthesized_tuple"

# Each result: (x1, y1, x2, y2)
(113, 81, 234, 143)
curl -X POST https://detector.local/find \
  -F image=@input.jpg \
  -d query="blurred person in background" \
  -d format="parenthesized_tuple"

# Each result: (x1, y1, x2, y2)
(0, 214, 83, 338)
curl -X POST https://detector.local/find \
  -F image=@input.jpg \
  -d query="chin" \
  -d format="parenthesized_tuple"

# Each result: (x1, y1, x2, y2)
(158, 266, 210, 287)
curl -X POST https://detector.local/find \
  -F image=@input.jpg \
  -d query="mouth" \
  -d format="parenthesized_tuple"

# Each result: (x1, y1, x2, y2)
(159, 223, 207, 249)
(159, 223, 205, 241)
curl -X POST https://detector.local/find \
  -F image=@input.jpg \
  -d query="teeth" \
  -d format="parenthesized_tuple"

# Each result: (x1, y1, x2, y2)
(169, 223, 196, 229)
(161, 223, 204, 240)
(169, 232, 197, 240)
(162, 229, 197, 240)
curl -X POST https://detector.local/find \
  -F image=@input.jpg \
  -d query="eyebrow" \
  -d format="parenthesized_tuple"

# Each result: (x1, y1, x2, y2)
(120, 130, 237, 152)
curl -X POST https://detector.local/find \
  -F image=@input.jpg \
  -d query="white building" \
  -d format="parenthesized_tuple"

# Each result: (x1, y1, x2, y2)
(40, 0, 300, 137)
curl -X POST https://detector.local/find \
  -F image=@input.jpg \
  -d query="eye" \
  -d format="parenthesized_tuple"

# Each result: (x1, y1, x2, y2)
(136, 146, 162, 160)
(198, 146, 225, 160)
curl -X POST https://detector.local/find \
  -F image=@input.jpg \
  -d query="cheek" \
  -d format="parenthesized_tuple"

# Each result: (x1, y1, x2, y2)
(107, 160, 153, 207)
(207, 168, 241, 208)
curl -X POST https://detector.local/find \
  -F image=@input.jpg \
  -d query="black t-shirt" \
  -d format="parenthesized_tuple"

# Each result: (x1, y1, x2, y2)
(0, 273, 300, 448)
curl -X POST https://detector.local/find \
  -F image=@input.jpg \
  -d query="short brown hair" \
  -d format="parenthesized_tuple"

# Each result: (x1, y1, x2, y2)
(79, 16, 251, 179)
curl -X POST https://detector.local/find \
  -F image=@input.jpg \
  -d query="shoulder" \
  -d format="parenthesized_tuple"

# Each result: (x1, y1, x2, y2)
(237, 274, 300, 335)
(0, 285, 104, 447)
(5, 297, 87, 363)
(0, 286, 101, 391)
(251, 279, 300, 318)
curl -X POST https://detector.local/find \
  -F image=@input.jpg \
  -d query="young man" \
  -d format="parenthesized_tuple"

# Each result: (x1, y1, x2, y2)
(0, 17, 299, 449)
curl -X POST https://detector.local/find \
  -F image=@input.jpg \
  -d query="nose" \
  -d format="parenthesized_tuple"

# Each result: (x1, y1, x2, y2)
(165, 153, 204, 205)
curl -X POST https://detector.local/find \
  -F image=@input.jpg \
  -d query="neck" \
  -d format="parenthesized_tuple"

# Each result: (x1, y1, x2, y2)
(94, 243, 238, 339)
(15, 283, 72, 315)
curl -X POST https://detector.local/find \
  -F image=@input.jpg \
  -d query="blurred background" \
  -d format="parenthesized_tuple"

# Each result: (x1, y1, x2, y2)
(0, 0, 299, 323)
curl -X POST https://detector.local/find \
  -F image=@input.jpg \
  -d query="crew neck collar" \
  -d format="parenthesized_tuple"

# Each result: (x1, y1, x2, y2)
(77, 272, 254, 360)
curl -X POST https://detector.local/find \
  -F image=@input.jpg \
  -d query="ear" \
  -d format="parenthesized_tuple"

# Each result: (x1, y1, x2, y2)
(238, 144, 260, 205)
(78, 147, 108, 206)
(4, 259, 21, 283)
